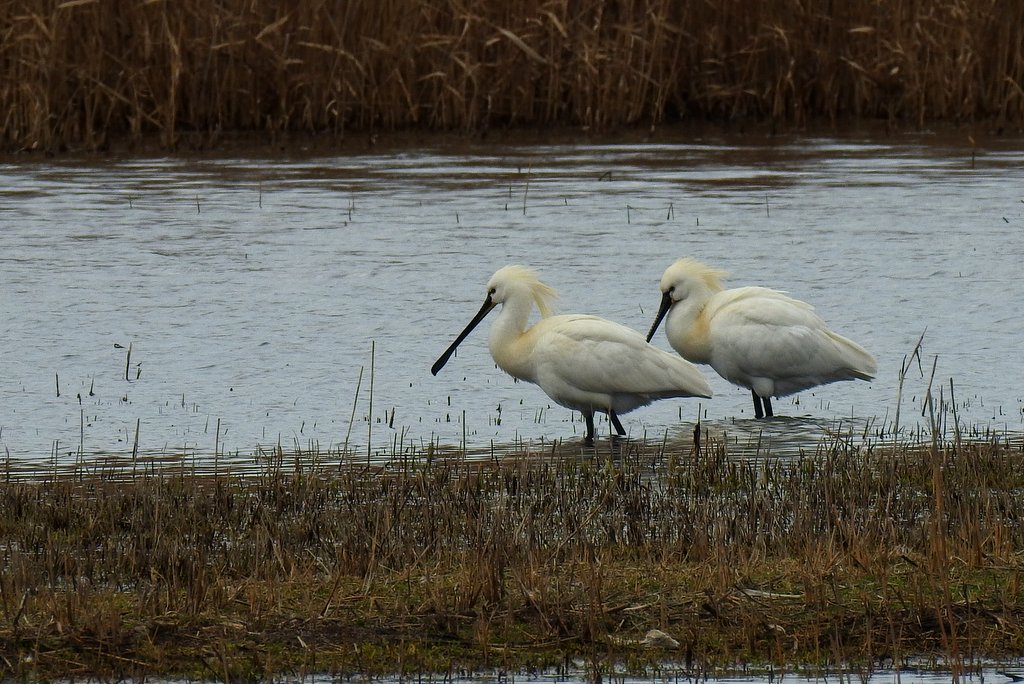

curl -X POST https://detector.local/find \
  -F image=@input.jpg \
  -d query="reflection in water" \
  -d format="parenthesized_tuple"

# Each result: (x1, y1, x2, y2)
(1, 135, 1023, 468)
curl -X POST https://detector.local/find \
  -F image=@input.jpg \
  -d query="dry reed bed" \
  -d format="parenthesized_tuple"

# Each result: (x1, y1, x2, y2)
(1, 434, 1023, 679)
(3, 0, 1023, 152)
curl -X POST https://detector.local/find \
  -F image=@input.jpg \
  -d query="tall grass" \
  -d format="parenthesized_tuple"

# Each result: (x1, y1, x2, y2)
(1, 433, 1024, 678)
(2, 0, 1022, 152)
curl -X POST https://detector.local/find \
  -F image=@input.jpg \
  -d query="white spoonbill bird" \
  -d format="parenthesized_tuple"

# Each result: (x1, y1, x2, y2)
(646, 258, 877, 419)
(431, 265, 712, 443)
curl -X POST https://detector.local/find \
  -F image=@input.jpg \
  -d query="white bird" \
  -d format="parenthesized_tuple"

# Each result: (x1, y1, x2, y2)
(432, 265, 712, 443)
(647, 258, 877, 419)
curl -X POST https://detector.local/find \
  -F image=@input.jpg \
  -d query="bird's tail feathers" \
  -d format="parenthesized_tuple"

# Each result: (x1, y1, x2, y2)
(830, 331, 878, 380)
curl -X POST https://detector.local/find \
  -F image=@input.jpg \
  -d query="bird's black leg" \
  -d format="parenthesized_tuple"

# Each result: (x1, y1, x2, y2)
(752, 390, 764, 419)
(584, 411, 596, 444)
(610, 411, 626, 437)
(762, 396, 773, 418)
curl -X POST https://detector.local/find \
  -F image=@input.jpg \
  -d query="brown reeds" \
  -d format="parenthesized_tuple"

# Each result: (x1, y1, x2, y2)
(2, 0, 1023, 153)
(1, 433, 1024, 679)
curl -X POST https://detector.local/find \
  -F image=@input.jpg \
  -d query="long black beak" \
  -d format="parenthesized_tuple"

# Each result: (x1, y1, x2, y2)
(646, 291, 674, 343)
(431, 295, 496, 375)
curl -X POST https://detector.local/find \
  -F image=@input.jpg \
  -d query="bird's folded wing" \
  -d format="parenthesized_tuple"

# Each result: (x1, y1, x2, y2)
(534, 316, 710, 396)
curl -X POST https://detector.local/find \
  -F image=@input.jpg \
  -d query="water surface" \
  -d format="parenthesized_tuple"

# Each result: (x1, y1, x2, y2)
(2, 134, 1022, 467)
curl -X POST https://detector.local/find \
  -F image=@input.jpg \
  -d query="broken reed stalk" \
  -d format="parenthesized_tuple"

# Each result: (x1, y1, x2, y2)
(949, 377, 962, 447)
(3, 0, 1023, 153)
(923, 354, 940, 428)
(895, 329, 926, 435)
(342, 365, 364, 463)
(131, 418, 140, 463)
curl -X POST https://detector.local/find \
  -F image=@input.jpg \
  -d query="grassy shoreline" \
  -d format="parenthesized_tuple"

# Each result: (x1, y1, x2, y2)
(2, 432, 1023, 680)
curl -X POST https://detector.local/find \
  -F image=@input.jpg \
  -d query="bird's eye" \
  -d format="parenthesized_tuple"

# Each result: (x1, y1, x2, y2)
(488, 287, 497, 295)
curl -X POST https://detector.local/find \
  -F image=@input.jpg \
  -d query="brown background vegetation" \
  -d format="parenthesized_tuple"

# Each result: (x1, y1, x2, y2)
(2, 0, 1023, 152)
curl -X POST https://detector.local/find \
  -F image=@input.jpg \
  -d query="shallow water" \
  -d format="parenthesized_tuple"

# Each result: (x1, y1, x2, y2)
(2, 133, 1023, 467)
(414, 667, 1016, 684)
(131, 665, 1024, 684)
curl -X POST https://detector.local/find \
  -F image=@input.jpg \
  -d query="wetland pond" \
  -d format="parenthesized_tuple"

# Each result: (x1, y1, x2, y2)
(2, 132, 1023, 471)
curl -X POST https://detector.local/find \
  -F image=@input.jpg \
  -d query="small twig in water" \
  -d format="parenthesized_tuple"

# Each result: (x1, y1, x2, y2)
(367, 341, 375, 464)
(132, 418, 140, 462)
(522, 164, 531, 215)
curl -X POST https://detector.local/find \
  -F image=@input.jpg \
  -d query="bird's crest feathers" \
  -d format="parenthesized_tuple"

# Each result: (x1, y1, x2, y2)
(669, 258, 729, 292)
(494, 265, 558, 317)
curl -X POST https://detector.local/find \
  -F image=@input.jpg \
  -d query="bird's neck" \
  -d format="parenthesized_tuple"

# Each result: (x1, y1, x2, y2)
(668, 299, 712, 364)
(488, 299, 536, 381)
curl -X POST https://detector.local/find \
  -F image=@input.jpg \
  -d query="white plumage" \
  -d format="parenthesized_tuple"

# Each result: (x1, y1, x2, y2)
(647, 258, 877, 418)
(432, 265, 712, 442)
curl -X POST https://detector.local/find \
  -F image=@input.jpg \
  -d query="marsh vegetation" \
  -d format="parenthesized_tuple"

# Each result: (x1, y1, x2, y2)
(2, 431, 1023, 680)
(3, 0, 1023, 152)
